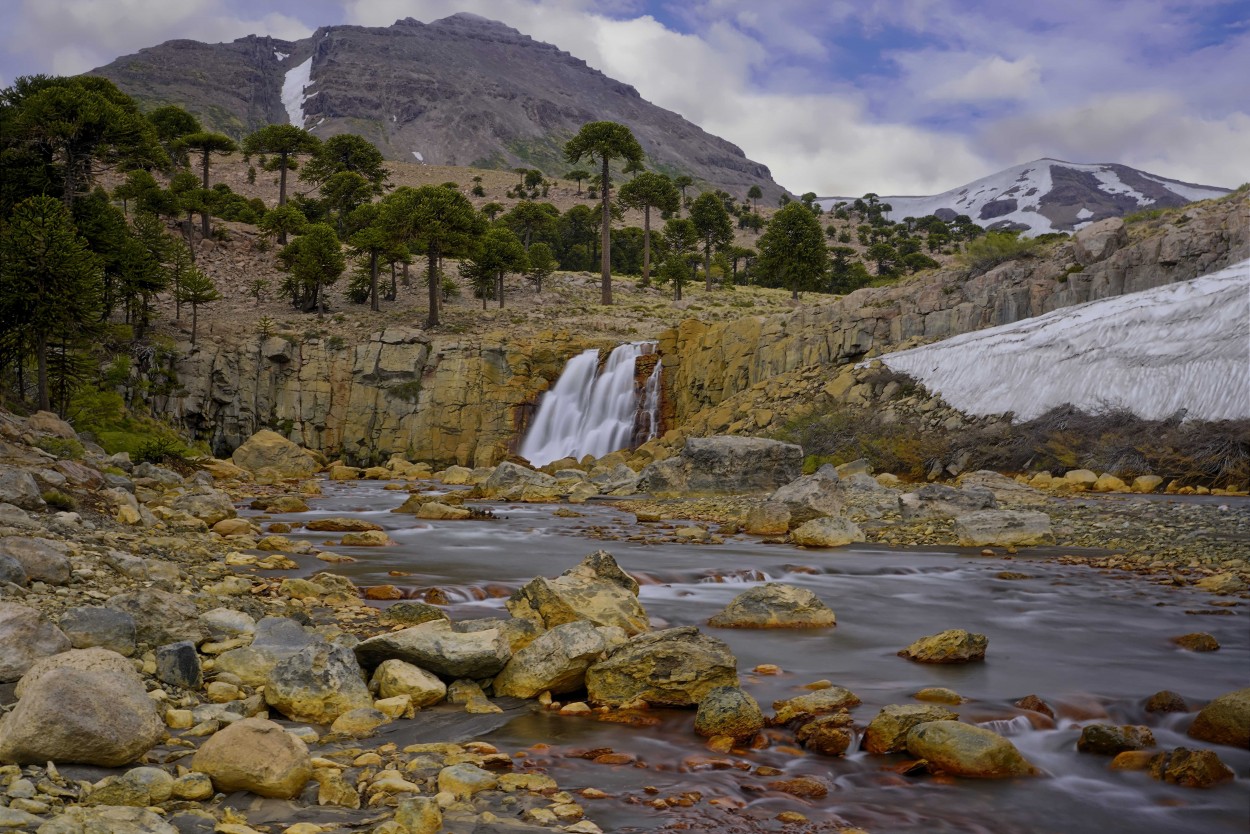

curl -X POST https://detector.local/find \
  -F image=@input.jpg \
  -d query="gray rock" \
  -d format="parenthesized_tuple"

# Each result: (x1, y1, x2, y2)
(191, 717, 312, 798)
(0, 503, 38, 529)
(790, 516, 866, 547)
(14, 647, 137, 700)
(493, 620, 623, 698)
(199, 607, 256, 641)
(59, 606, 138, 656)
(214, 616, 321, 686)
(354, 619, 511, 680)
(585, 626, 738, 708)
(0, 666, 164, 766)
(35, 806, 178, 834)
(381, 601, 451, 627)
(132, 462, 183, 486)
(772, 687, 861, 725)
(694, 685, 764, 742)
(506, 550, 648, 636)
(105, 589, 206, 649)
(481, 461, 558, 499)
(0, 602, 70, 681)
(0, 465, 44, 511)
(638, 436, 803, 496)
(707, 583, 835, 628)
(954, 510, 1053, 546)
(0, 553, 26, 586)
(0, 537, 72, 585)
(264, 642, 374, 723)
(156, 641, 203, 690)
(769, 466, 842, 523)
(906, 720, 1037, 778)
(899, 629, 988, 664)
(1077, 724, 1155, 755)
(898, 484, 996, 520)
(863, 704, 960, 754)
(590, 463, 641, 494)
(169, 490, 237, 526)
(1073, 217, 1128, 265)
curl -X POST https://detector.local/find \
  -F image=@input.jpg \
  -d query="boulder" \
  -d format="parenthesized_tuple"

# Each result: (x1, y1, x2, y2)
(230, 430, 320, 481)
(0, 666, 164, 766)
(191, 717, 312, 798)
(155, 641, 203, 690)
(1072, 217, 1128, 265)
(493, 621, 624, 698)
(742, 502, 791, 535)
(768, 465, 842, 524)
(1149, 747, 1235, 788)
(213, 616, 323, 686)
(354, 619, 511, 680)
(264, 642, 373, 723)
(590, 463, 641, 495)
(439, 465, 474, 485)
(58, 606, 137, 655)
(772, 687, 861, 725)
(0, 602, 70, 681)
(898, 629, 987, 664)
(481, 462, 558, 499)
(693, 685, 764, 742)
(438, 763, 498, 799)
(1187, 687, 1250, 749)
(14, 647, 136, 700)
(169, 490, 237, 526)
(0, 465, 44, 511)
(954, 510, 1053, 546)
(1077, 724, 1155, 755)
(249, 495, 310, 513)
(863, 704, 960, 754)
(794, 713, 856, 756)
(906, 720, 1037, 778)
(415, 501, 472, 520)
(585, 626, 738, 708)
(370, 659, 448, 707)
(199, 607, 256, 642)
(0, 552, 26, 586)
(85, 766, 174, 807)
(506, 550, 648, 636)
(27, 410, 77, 438)
(790, 516, 865, 547)
(380, 601, 451, 627)
(1132, 475, 1164, 494)
(638, 436, 803, 496)
(306, 517, 383, 532)
(34, 806, 178, 834)
(105, 589, 206, 648)
(707, 583, 835, 628)
(898, 484, 996, 521)
(0, 537, 72, 585)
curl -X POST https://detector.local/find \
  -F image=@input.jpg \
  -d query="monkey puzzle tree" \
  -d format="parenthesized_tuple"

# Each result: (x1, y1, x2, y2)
(617, 171, 679, 288)
(757, 202, 828, 300)
(689, 191, 734, 291)
(242, 125, 320, 242)
(300, 133, 388, 194)
(565, 168, 590, 195)
(178, 131, 237, 239)
(175, 265, 220, 346)
(658, 217, 698, 302)
(564, 121, 644, 305)
(466, 226, 528, 309)
(276, 223, 345, 312)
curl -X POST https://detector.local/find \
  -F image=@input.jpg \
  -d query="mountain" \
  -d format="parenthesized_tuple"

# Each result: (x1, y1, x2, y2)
(817, 159, 1230, 236)
(87, 13, 784, 200)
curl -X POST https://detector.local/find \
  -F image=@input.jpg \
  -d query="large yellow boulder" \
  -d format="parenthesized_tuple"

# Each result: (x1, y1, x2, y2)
(230, 431, 319, 482)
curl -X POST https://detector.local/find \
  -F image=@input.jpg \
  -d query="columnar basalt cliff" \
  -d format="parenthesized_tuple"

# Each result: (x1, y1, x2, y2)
(171, 195, 1246, 465)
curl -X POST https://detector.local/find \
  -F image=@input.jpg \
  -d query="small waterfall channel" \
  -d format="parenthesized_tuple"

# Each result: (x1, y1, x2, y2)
(519, 342, 661, 467)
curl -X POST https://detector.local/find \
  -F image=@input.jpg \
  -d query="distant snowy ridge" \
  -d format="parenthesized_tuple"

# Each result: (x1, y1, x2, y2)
(876, 258, 1250, 422)
(818, 159, 1230, 237)
(281, 56, 313, 127)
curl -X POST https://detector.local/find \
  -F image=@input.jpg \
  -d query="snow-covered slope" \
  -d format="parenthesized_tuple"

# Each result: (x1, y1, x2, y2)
(818, 159, 1230, 237)
(875, 258, 1250, 422)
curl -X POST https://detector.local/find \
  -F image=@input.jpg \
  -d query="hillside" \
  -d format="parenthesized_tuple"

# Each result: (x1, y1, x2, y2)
(88, 13, 786, 202)
(818, 159, 1231, 236)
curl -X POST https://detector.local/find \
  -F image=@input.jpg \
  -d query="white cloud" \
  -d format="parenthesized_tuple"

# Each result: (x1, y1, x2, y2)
(930, 54, 1041, 102)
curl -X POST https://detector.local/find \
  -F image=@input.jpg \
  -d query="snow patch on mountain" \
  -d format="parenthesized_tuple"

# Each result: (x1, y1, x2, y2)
(875, 258, 1250, 422)
(818, 159, 1229, 237)
(281, 56, 313, 127)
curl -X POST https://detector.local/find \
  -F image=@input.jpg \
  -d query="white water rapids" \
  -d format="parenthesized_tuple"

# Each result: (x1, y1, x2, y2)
(877, 258, 1250, 421)
(519, 342, 661, 467)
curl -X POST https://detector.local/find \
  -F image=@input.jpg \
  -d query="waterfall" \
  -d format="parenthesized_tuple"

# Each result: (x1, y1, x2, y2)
(520, 342, 661, 467)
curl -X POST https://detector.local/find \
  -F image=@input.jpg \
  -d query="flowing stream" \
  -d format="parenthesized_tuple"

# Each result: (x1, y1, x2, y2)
(250, 481, 1250, 833)
(519, 343, 660, 467)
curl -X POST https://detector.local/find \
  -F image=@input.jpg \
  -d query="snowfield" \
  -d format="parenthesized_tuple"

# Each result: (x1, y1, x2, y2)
(875, 258, 1250, 422)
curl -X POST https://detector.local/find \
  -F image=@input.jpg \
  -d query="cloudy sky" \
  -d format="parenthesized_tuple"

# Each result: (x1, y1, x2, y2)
(3, 0, 1247, 197)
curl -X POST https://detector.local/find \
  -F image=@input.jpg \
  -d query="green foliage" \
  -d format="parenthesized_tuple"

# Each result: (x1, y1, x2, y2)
(961, 231, 1038, 276)
(387, 380, 423, 403)
(41, 489, 77, 511)
(133, 435, 191, 466)
(689, 191, 734, 289)
(277, 223, 346, 312)
(36, 436, 85, 460)
(300, 133, 388, 193)
(525, 242, 557, 292)
(756, 202, 828, 299)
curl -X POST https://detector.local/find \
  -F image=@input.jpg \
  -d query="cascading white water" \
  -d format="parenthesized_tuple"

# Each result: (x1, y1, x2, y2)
(520, 342, 660, 467)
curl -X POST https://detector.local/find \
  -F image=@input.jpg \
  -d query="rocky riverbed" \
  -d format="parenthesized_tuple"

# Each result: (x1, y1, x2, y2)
(1, 412, 1247, 834)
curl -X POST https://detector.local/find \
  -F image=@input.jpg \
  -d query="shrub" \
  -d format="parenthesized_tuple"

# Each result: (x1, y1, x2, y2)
(36, 437, 85, 460)
(961, 232, 1038, 276)
(42, 490, 77, 511)
(133, 436, 191, 466)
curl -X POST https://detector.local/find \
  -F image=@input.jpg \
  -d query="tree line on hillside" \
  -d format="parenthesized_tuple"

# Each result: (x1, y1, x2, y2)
(0, 74, 994, 420)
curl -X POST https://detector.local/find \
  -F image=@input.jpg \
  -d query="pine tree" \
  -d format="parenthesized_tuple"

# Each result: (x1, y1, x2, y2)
(175, 266, 220, 346)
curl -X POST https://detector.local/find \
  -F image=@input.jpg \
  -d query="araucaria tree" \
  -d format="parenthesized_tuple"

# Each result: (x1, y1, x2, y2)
(277, 223, 345, 312)
(178, 131, 237, 239)
(564, 121, 644, 306)
(175, 266, 220, 346)
(0, 195, 102, 411)
(757, 202, 828, 300)
(242, 125, 320, 241)
(617, 172, 679, 288)
(689, 191, 734, 291)
(381, 185, 483, 327)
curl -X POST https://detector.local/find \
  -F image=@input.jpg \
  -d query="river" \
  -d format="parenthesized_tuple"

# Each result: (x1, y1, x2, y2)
(247, 479, 1250, 833)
